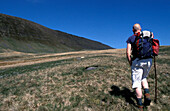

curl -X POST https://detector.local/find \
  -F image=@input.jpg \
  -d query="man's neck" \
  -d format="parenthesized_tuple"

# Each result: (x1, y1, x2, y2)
(136, 30, 141, 33)
(134, 30, 141, 34)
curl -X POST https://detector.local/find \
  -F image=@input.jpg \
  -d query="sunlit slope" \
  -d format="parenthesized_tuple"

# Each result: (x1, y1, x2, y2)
(0, 46, 169, 110)
(0, 13, 113, 53)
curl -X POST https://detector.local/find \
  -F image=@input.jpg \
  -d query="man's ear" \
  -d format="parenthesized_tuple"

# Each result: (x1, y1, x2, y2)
(132, 29, 135, 33)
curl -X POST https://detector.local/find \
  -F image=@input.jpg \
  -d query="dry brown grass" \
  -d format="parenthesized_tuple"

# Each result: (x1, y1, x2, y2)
(0, 48, 169, 111)
(0, 49, 125, 69)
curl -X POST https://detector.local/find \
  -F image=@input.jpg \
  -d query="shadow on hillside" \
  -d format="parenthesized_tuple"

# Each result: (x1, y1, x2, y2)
(109, 85, 137, 106)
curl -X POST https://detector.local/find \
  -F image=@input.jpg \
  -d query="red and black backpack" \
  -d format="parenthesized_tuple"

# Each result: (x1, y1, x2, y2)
(132, 31, 159, 59)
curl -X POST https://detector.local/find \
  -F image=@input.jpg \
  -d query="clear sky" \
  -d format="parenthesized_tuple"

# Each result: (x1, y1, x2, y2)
(0, 0, 170, 48)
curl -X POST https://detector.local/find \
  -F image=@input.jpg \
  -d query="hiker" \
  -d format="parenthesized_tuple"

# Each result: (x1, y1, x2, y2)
(126, 24, 152, 109)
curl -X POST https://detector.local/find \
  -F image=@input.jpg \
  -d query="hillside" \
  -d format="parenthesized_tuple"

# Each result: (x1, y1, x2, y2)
(0, 13, 113, 53)
(0, 46, 169, 110)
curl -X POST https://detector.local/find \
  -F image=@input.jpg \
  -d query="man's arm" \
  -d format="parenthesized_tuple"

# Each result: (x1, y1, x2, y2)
(126, 43, 132, 66)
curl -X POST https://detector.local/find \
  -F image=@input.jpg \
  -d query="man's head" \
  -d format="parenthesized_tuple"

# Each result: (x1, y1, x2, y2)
(133, 23, 142, 34)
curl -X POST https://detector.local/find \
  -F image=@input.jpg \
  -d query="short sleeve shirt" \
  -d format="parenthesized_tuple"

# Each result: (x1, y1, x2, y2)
(126, 35, 136, 44)
(126, 34, 137, 60)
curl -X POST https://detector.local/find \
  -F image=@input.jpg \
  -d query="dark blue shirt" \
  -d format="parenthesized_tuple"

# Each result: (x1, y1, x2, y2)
(126, 34, 136, 44)
(126, 34, 137, 60)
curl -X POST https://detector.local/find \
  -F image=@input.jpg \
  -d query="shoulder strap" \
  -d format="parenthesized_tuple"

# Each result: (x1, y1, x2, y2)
(150, 31, 152, 37)
(134, 32, 141, 45)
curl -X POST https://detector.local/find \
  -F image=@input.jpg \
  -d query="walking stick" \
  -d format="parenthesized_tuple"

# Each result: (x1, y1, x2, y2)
(154, 56, 157, 103)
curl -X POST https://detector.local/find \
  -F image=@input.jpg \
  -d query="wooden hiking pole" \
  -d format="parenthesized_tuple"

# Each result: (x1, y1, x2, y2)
(154, 56, 157, 103)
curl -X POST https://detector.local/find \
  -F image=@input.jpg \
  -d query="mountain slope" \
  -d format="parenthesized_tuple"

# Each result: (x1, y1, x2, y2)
(0, 13, 113, 53)
(0, 46, 169, 110)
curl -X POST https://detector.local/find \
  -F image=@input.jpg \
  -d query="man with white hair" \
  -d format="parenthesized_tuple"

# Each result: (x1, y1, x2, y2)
(126, 24, 152, 110)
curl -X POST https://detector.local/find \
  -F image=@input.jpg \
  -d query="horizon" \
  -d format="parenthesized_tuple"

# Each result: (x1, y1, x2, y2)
(0, 0, 170, 48)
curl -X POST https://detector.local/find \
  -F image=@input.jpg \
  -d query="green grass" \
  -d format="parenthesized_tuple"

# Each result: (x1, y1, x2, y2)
(0, 37, 71, 53)
(0, 47, 169, 110)
(0, 58, 75, 77)
(157, 57, 170, 65)
(159, 46, 170, 52)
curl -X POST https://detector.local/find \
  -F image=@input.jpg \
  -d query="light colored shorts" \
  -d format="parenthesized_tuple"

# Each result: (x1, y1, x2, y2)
(131, 58, 152, 89)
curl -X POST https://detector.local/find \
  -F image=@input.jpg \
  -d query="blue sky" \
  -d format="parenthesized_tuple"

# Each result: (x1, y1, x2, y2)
(0, 0, 170, 48)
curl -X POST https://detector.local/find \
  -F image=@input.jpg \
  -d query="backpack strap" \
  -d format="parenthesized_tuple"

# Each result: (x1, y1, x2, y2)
(132, 32, 141, 59)
(150, 31, 152, 38)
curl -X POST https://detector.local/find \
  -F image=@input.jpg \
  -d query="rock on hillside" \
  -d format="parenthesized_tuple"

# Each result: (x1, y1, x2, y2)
(0, 13, 113, 53)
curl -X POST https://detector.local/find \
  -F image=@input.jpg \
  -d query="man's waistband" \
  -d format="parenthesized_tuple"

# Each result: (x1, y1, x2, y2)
(132, 57, 153, 61)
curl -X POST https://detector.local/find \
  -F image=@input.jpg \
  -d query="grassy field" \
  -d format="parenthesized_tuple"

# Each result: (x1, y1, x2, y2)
(0, 46, 169, 111)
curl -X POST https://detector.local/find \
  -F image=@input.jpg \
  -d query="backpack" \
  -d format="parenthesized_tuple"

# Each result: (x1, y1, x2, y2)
(152, 39, 159, 56)
(132, 31, 155, 59)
